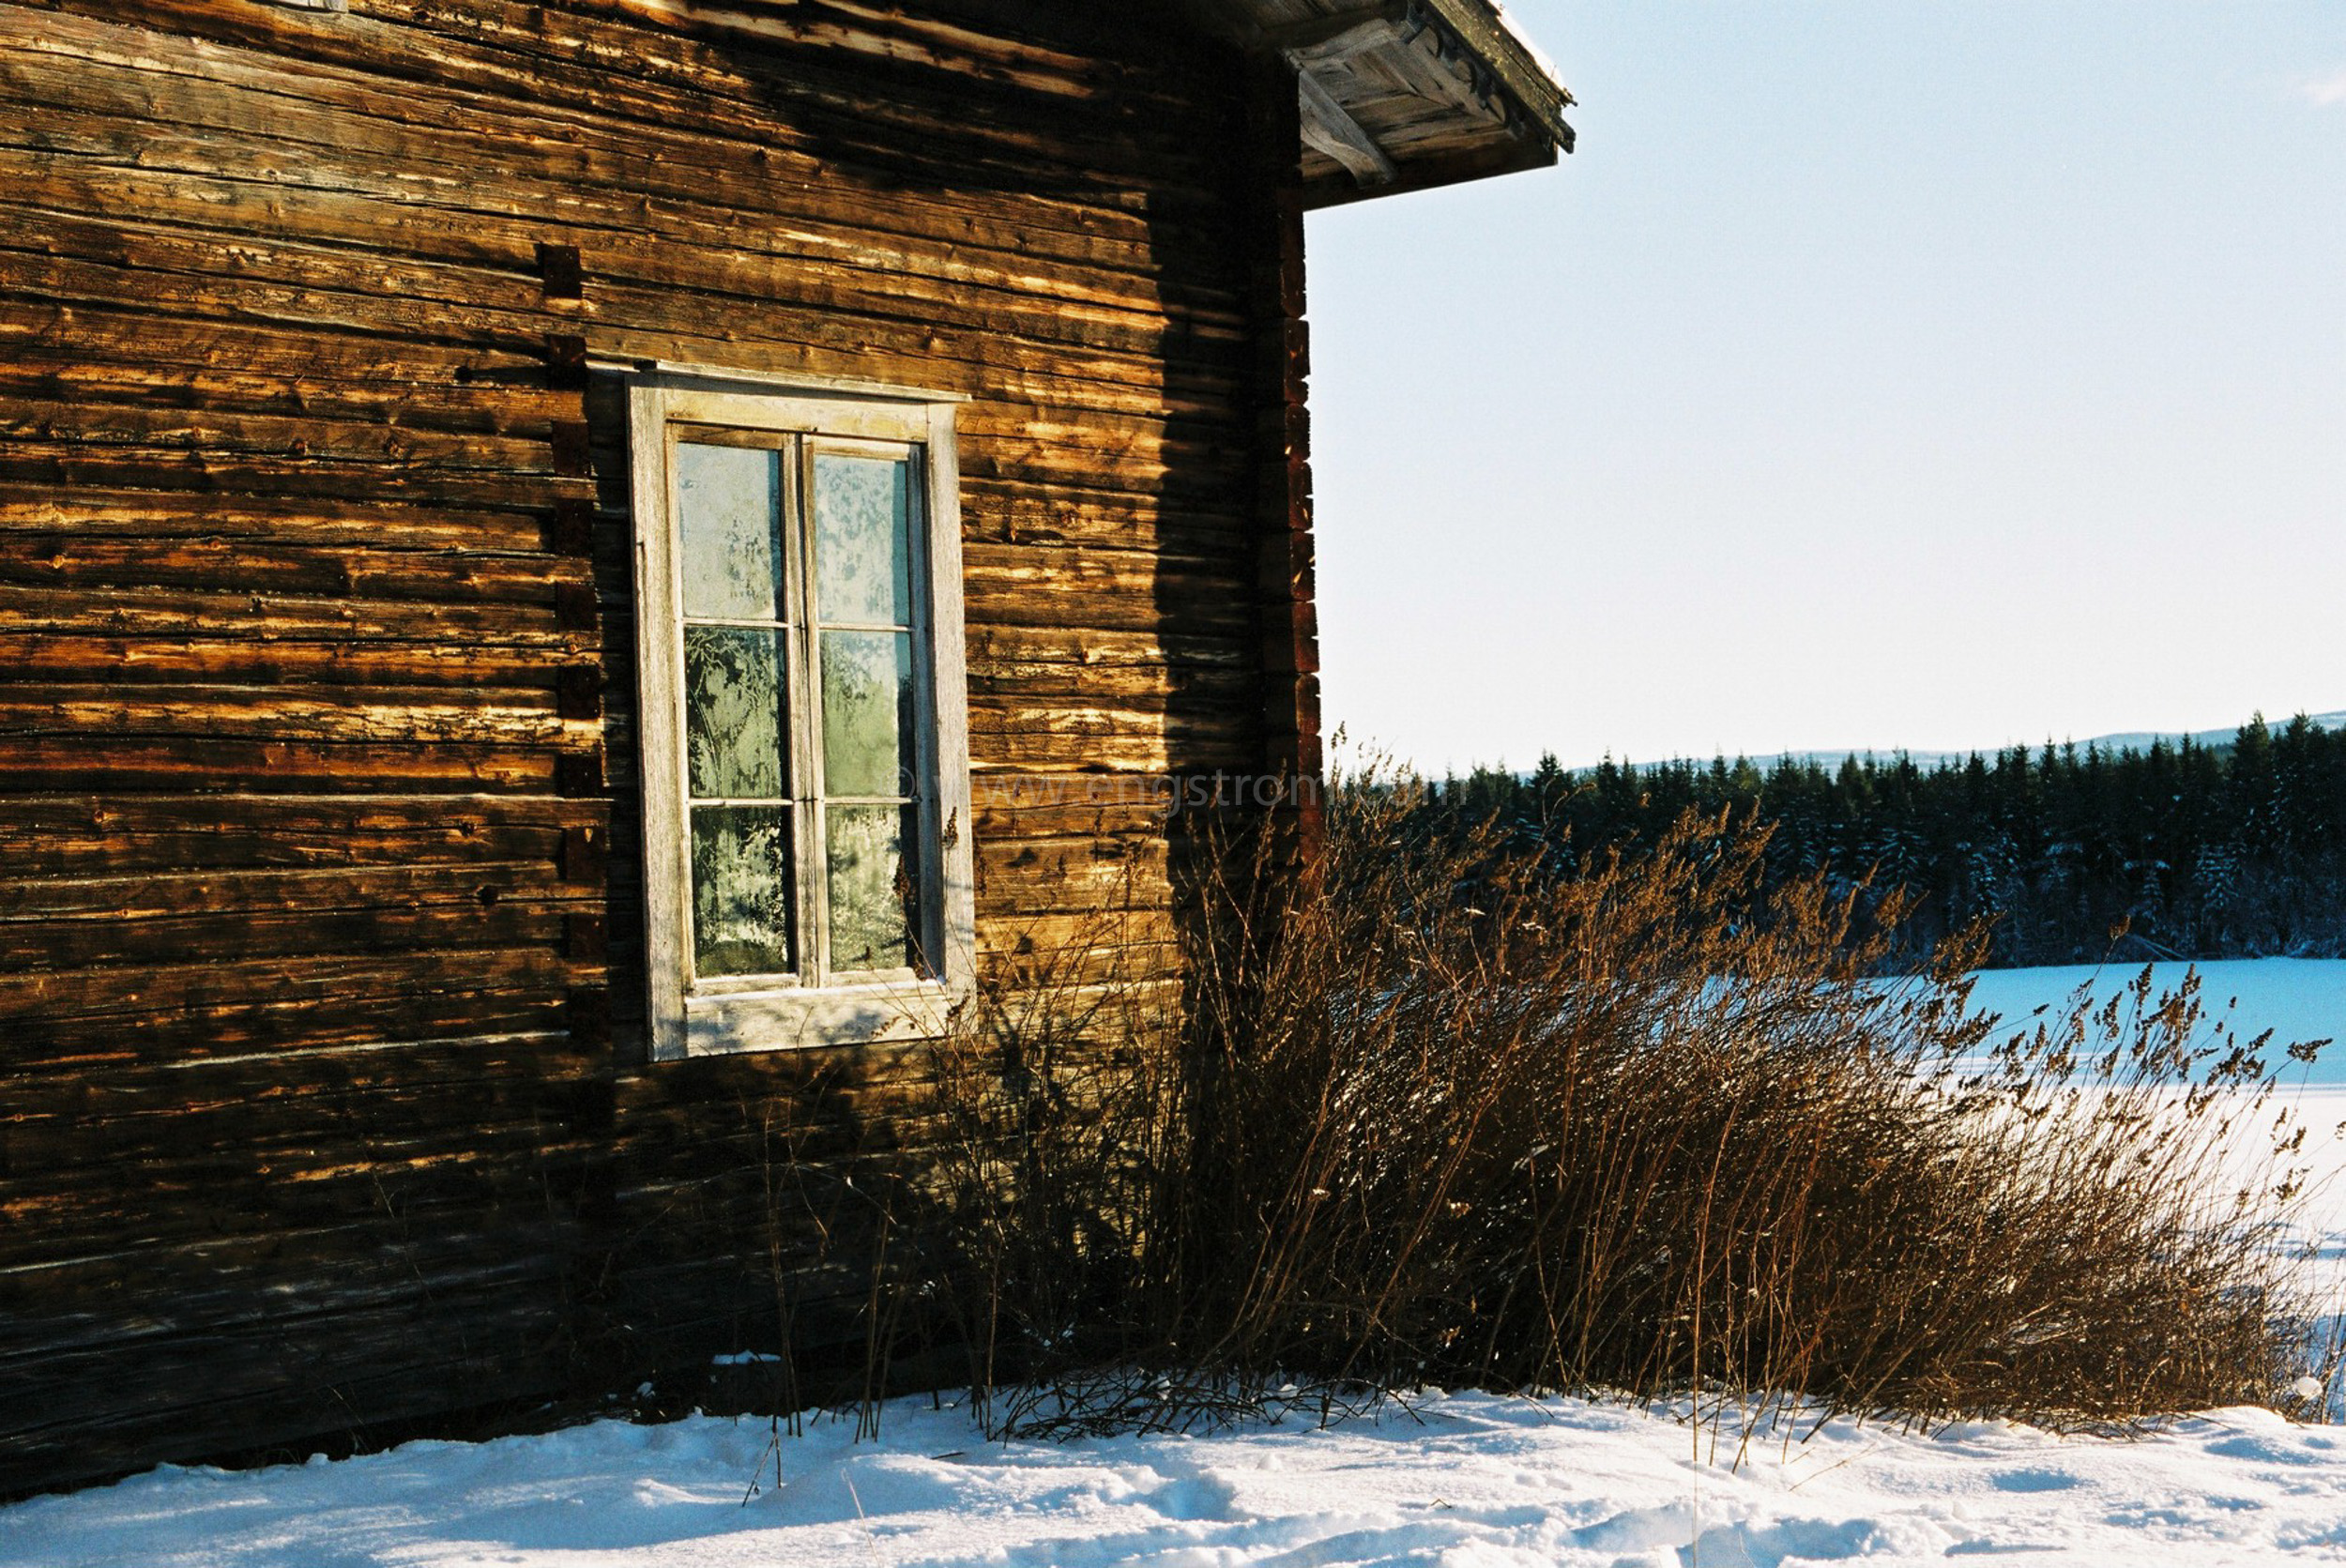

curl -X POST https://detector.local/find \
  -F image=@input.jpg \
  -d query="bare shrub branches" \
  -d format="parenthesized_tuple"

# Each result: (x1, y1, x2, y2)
(914, 772, 2339, 1438)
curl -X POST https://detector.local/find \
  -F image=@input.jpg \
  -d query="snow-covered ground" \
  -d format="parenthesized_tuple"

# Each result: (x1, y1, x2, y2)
(14, 1387, 2346, 1568)
(2262, 1086, 2346, 1306)
(11, 965, 2346, 1567)
(15, 1085, 2346, 1568)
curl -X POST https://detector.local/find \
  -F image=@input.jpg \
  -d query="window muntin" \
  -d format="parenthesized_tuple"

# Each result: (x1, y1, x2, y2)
(627, 371, 972, 1059)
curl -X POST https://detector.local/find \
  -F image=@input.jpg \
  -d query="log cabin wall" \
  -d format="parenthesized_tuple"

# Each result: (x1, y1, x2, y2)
(0, 0, 1318, 1496)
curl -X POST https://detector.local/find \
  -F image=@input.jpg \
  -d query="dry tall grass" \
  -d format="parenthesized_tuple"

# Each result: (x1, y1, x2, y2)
(917, 774, 2338, 1437)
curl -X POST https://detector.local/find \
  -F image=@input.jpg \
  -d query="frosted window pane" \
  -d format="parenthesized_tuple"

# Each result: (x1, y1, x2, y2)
(692, 805, 795, 977)
(814, 453, 912, 627)
(678, 443, 785, 621)
(827, 803, 915, 971)
(820, 631, 916, 799)
(684, 627, 788, 799)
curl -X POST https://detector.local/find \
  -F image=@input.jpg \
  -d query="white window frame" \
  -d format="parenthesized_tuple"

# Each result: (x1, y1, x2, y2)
(622, 363, 975, 1060)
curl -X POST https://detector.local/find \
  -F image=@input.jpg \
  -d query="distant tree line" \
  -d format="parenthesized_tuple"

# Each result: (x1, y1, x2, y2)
(1419, 713, 2346, 966)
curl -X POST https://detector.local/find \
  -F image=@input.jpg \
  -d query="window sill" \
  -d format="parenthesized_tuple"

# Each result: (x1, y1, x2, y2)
(669, 976, 962, 1058)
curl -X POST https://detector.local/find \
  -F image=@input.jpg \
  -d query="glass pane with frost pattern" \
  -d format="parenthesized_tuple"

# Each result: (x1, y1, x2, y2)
(684, 627, 789, 799)
(820, 631, 916, 799)
(827, 803, 916, 972)
(678, 442, 786, 621)
(814, 452, 912, 627)
(691, 804, 795, 977)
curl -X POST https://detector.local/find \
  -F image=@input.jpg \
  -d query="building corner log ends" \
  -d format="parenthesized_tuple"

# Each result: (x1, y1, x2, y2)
(1246, 58, 1326, 860)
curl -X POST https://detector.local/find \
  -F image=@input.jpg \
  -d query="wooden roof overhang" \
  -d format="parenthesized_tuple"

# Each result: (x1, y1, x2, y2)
(1182, 0, 1575, 207)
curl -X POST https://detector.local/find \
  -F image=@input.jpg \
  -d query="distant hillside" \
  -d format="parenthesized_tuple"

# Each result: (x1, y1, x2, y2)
(1607, 710, 2346, 776)
(2086, 711, 2346, 756)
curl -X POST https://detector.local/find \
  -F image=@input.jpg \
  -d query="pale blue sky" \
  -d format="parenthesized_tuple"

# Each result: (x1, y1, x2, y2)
(1305, 2, 2346, 773)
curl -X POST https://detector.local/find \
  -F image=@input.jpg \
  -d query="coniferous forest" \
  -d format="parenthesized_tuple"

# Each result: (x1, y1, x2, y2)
(1421, 713, 2346, 966)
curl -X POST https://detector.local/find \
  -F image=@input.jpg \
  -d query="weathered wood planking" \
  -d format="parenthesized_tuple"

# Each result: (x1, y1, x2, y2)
(0, 0, 1320, 1496)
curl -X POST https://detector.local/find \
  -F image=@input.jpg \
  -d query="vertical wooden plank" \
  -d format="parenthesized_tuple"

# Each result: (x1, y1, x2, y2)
(923, 399, 977, 993)
(628, 381, 691, 1060)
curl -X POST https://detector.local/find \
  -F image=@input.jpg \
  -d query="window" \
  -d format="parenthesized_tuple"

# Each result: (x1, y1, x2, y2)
(624, 367, 974, 1058)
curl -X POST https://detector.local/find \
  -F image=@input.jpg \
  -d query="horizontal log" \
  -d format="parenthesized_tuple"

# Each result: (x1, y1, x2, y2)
(0, 440, 594, 511)
(0, 686, 571, 746)
(0, 1209, 585, 1347)
(0, 479, 552, 551)
(0, 396, 569, 477)
(0, 859, 579, 921)
(0, 303, 554, 401)
(963, 556, 1257, 633)
(6, 1064, 602, 1176)
(0, 583, 578, 642)
(1, 1158, 597, 1275)
(0, 899, 571, 972)
(2, 982, 580, 1073)
(959, 481, 1253, 552)
(584, 284, 1250, 412)
(969, 693, 1256, 743)
(971, 777, 1206, 840)
(375, 0, 1120, 104)
(967, 658, 1256, 704)
(0, 792, 601, 873)
(0, 1243, 579, 1365)
(274, 0, 1232, 197)
(976, 840, 1174, 914)
(3, 15, 1205, 273)
(608, 1041, 933, 1116)
(45, 0, 1220, 202)
(0, 236, 556, 357)
(0, 240, 1243, 437)
(0, 351, 578, 449)
(0, 941, 586, 1025)
(0, 1332, 569, 1499)
(0, 634, 571, 690)
(3, 1061, 604, 1189)
(0, 734, 560, 794)
(0, 92, 1250, 339)
(0, 1262, 571, 1369)
(964, 622, 1252, 673)
(969, 731, 1260, 774)
(0, 538, 587, 605)
(0, 171, 1250, 388)
(974, 906, 1182, 957)
(0, 324, 1239, 471)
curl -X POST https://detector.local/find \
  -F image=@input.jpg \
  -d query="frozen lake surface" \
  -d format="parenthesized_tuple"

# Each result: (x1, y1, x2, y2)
(1964, 958, 2346, 1085)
